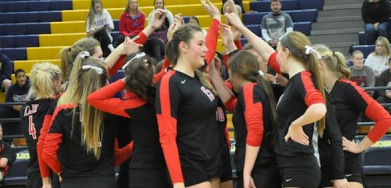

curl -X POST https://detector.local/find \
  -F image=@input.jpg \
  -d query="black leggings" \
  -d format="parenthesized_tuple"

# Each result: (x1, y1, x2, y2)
(142, 37, 165, 61)
(94, 29, 113, 57)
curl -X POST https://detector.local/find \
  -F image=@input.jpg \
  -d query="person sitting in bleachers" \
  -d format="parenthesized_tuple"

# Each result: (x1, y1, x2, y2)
(0, 42, 12, 95)
(86, 0, 115, 58)
(365, 36, 391, 80)
(143, 0, 173, 61)
(350, 50, 376, 96)
(221, 0, 244, 14)
(261, 0, 293, 48)
(116, 0, 145, 46)
(188, 16, 207, 36)
(0, 69, 29, 136)
(362, 0, 390, 44)
(0, 124, 16, 183)
(375, 57, 391, 108)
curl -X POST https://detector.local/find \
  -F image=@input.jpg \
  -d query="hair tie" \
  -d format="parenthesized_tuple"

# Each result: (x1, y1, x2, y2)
(68, 47, 71, 52)
(304, 45, 322, 60)
(79, 51, 90, 59)
(258, 70, 265, 78)
(122, 52, 146, 69)
(82, 65, 103, 74)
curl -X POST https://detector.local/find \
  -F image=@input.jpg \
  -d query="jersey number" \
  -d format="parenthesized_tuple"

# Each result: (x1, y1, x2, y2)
(28, 116, 37, 139)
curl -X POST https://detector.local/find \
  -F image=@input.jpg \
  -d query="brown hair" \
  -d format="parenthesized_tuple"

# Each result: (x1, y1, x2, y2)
(59, 38, 100, 82)
(280, 31, 326, 136)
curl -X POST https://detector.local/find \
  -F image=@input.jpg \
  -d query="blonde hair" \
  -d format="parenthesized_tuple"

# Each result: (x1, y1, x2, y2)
(280, 31, 326, 136)
(28, 62, 61, 99)
(372, 36, 391, 56)
(313, 44, 351, 80)
(59, 38, 100, 82)
(125, 0, 142, 14)
(87, 0, 103, 30)
(58, 54, 108, 159)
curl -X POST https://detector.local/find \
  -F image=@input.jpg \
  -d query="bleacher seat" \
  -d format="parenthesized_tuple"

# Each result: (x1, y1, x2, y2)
(0, 36, 15, 48)
(362, 135, 391, 187)
(15, 12, 39, 23)
(26, 23, 51, 35)
(0, 24, 28, 35)
(291, 9, 317, 22)
(39, 11, 62, 22)
(27, 1, 50, 11)
(298, 0, 324, 10)
(351, 45, 375, 58)
(15, 35, 39, 47)
(246, 25, 262, 37)
(3, 2, 28, 12)
(242, 12, 268, 25)
(0, 12, 16, 23)
(293, 21, 312, 35)
(49, 0, 72, 11)
(2, 48, 27, 61)
(358, 31, 365, 45)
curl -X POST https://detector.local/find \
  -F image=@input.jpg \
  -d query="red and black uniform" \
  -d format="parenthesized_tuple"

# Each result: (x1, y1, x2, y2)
(20, 98, 55, 188)
(231, 83, 280, 188)
(88, 80, 170, 188)
(156, 70, 222, 186)
(216, 99, 232, 183)
(275, 71, 324, 188)
(318, 93, 345, 187)
(42, 104, 122, 188)
(329, 79, 391, 183)
(0, 140, 15, 180)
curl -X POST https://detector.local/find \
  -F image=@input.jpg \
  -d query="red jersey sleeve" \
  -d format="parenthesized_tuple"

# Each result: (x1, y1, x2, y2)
(243, 84, 264, 146)
(155, 71, 184, 183)
(42, 105, 74, 174)
(114, 139, 133, 166)
(301, 72, 325, 106)
(224, 80, 237, 112)
(268, 52, 282, 75)
(37, 114, 53, 178)
(204, 19, 220, 65)
(87, 80, 146, 118)
(234, 40, 243, 50)
(341, 80, 391, 142)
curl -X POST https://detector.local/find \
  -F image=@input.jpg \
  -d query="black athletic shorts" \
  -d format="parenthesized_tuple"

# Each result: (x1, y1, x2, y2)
(319, 162, 363, 187)
(277, 155, 321, 188)
(220, 149, 233, 182)
(61, 175, 116, 188)
(236, 166, 281, 188)
(128, 168, 171, 188)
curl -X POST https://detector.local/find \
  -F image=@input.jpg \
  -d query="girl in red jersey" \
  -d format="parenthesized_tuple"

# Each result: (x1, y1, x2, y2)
(313, 44, 391, 188)
(226, 12, 327, 188)
(20, 62, 61, 188)
(156, 19, 222, 188)
(209, 50, 281, 188)
(88, 52, 171, 188)
(42, 53, 129, 188)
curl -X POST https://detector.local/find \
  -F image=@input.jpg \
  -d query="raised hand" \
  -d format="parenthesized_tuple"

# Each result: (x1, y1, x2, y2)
(201, 0, 221, 20)
(225, 12, 244, 28)
(123, 37, 142, 55)
(150, 9, 167, 30)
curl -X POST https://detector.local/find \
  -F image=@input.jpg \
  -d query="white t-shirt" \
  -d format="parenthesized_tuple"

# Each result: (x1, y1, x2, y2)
(86, 9, 114, 33)
(364, 53, 390, 75)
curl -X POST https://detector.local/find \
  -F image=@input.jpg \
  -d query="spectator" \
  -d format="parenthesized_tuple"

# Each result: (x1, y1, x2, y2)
(116, 0, 145, 46)
(0, 124, 16, 183)
(0, 42, 12, 95)
(376, 57, 391, 105)
(0, 69, 30, 136)
(362, 0, 390, 44)
(261, 0, 293, 48)
(221, 0, 244, 14)
(364, 36, 391, 78)
(86, 0, 115, 57)
(350, 50, 376, 96)
(188, 16, 207, 36)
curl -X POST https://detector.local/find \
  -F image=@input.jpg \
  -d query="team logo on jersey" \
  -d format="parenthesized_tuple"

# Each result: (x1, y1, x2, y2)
(23, 104, 39, 116)
(276, 94, 284, 107)
(216, 107, 225, 122)
(201, 86, 215, 102)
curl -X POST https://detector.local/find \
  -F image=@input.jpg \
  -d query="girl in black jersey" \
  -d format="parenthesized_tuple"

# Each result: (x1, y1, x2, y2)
(210, 50, 281, 188)
(314, 44, 391, 188)
(88, 52, 171, 188)
(20, 62, 61, 188)
(156, 24, 222, 188)
(42, 53, 126, 188)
